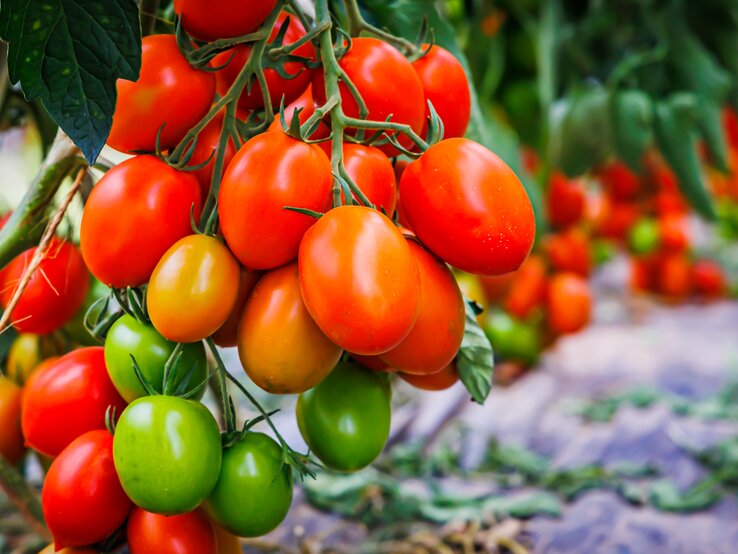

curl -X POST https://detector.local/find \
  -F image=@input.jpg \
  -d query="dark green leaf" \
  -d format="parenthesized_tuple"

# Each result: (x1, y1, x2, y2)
(456, 300, 494, 404)
(610, 89, 653, 173)
(0, 0, 142, 163)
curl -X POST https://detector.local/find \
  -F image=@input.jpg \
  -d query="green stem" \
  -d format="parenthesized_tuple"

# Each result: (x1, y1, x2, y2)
(204, 339, 237, 433)
(0, 456, 51, 541)
(342, 115, 429, 150)
(342, 0, 418, 54)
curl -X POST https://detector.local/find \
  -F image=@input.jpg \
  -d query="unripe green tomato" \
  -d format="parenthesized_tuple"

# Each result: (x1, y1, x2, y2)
(113, 395, 222, 515)
(484, 310, 542, 367)
(592, 239, 617, 266)
(62, 278, 109, 346)
(297, 361, 391, 471)
(104, 314, 207, 403)
(628, 218, 661, 255)
(205, 432, 293, 537)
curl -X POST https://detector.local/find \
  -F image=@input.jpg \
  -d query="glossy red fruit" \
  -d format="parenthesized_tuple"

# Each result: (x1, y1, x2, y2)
(0, 238, 89, 334)
(504, 254, 547, 320)
(547, 172, 586, 229)
(400, 138, 535, 275)
(127, 507, 217, 554)
(267, 85, 331, 140)
(42, 430, 132, 549)
(219, 131, 332, 270)
(22, 348, 127, 457)
(542, 228, 592, 277)
(174, 0, 277, 42)
(399, 363, 459, 391)
(339, 143, 397, 217)
(80, 155, 202, 288)
(299, 206, 420, 355)
(108, 35, 215, 153)
(188, 112, 237, 200)
(656, 252, 692, 299)
(546, 273, 592, 335)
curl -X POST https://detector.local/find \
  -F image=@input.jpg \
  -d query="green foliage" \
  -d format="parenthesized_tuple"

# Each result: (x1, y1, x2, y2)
(456, 300, 495, 404)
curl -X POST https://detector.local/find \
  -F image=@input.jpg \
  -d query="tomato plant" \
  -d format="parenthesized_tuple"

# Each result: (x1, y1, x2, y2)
(127, 507, 217, 554)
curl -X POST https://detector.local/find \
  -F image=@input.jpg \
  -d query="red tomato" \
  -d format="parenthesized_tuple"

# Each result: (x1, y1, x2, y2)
(399, 363, 459, 391)
(504, 254, 547, 320)
(593, 198, 640, 242)
(127, 507, 217, 554)
(313, 37, 425, 155)
(298, 206, 420, 355)
(598, 161, 640, 201)
(412, 44, 470, 139)
(658, 214, 690, 252)
(351, 355, 395, 372)
(80, 155, 202, 288)
(542, 228, 591, 277)
(0, 376, 24, 464)
(338, 143, 397, 216)
(380, 240, 465, 375)
(219, 131, 332, 269)
(108, 35, 215, 153)
(656, 253, 692, 299)
(692, 259, 726, 298)
(724, 107, 738, 150)
(400, 138, 535, 275)
(630, 256, 657, 292)
(214, 13, 314, 111)
(267, 85, 330, 140)
(174, 0, 277, 42)
(42, 430, 132, 549)
(547, 172, 585, 229)
(212, 268, 262, 347)
(188, 112, 237, 200)
(478, 272, 515, 303)
(0, 238, 89, 334)
(546, 273, 592, 335)
(22, 348, 127, 457)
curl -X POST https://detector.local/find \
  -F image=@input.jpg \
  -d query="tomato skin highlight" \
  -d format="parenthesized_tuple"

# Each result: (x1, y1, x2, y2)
(174, 0, 277, 42)
(238, 263, 342, 394)
(22, 347, 127, 457)
(205, 433, 293, 537)
(399, 363, 459, 391)
(219, 132, 332, 270)
(298, 206, 420, 355)
(297, 361, 391, 471)
(148, 235, 240, 343)
(380, 240, 465, 375)
(113, 395, 222, 515)
(108, 35, 215, 153)
(400, 138, 536, 276)
(42, 430, 132, 549)
(80, 155, 202, 288)
(212, 268, 262, 347)
(127, 507, 218, 554)
(0, 238, 89, 335)
(0, 376, 25, 464)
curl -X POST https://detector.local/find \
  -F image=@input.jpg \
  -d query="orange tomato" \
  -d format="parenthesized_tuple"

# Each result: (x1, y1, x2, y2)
(655, 252, 692, 299)
(0, 376, 24, 464)
(546, 272, 592, 335)
(399, 363, 459, 391)
(658, 215, 690, 252)
(546, 172, 585, 229)
(542, 228, 592, 277)
(504, 254, 547, 320)
(692, 259, 726, 298)
(212, 269, 262, 348)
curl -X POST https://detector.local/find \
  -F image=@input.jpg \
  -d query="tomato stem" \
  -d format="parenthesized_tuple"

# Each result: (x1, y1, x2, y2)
(342, 0, 419, 55)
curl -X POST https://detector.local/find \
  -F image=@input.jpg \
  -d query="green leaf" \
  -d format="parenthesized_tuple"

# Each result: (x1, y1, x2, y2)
(0, 0, 142, 163)
(610, 89, 653, 173)
(648, 479, 721, 513)
(456, 300, 494, 404)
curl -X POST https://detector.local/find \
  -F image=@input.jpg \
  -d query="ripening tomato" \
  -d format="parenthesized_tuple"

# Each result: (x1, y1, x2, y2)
(148, 235, 240, 343)
(298, 206, 420, 355)
(6, 334, 43, 385)
(297, 361, 391, 471)
(188, 112, 237, 200)
(175, 0, 277, 42)
(400, 138, 535, 275)
(547, 172, 586, 229)
(22, 348, 127, 457)
(598, 161, 640, 201)
(238, 263, 341, 394)
(219, 131, 332, 269)
(0, 238, 89, 335)
(542, 228, 592, 277)
(546, 273, 592, 335)
(655, 253, 692, 299)
(127, 507, 217, 554)
(399, 363, 459, 391)
(214, 13, 314, 111)
(628, 218, 661, 255)
(214, 525, 242, 554)
(412, 44, 470, 139)
(212, 269, 262, 347)
(478, 273, 515, 304)
(380, 240, 465, 375)
(504, 254, 547, 320)
(108, 35, 215, 153)
(313, 37, 425, 155)
(692, 259, 726, 298)
(42, 431, 132, 549)
(206, 433, 293, 537)
(484, 311, 542, 366)
(0, 376, 25, 464)
(658, 215, 690, 252)
(267, 85, 330, 140)
(81, 155, 202, 288)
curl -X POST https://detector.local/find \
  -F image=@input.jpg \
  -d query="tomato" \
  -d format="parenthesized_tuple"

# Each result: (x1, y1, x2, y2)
(214, 525, 242, 554)
(504, 254, 547, 320)
(238, 263, 341, 394)
(42, 430, 132, 549)
(113, 395, 222, 515)
(267, 85, 330, 140)
(6, 334, 43, 385)
(81, 155, 202, 288)
(148, 235, 240, 343)
(598, 161, 640, 201)
(108, 35, 215, 153)
(337, 144, 397, 217)
(630, 255, 657, 292)
(298, 206, 420, 355)
(297, 361, 391, 471)
(592, 198, 639, 242)
(188, 112, 237, 200)
(313, 37, 425, 155)
(104, 315, 207, 403)
(400, 138, 535, 275)
(214, 13, 314, 111)
(22, 348, 127, 457)
(219, 131, 332, 270)
(627, 218, 661, 255)
(212, 268, 261, 347)
(542, 228, 592, 277)
(380, 240, 464, 374)
(484, 311, 541, 366)
(205, 433, 292, 537)
(412, 44, 470, 139)
(547, 172, 585, 229)
(658, 214, 690, 252)
(175, 0, 276, 42)
(0, 238, 89, 334)
(655, 252, 692, 299)
(351, 354, 394, 372)
(127, 507, 217, 554)
(399, 363, 459, 391)
(692, 259, 726, 298)
(546, 273, 592, 335)
(478, 273, 515, 304)
(0, 376, 25, 464)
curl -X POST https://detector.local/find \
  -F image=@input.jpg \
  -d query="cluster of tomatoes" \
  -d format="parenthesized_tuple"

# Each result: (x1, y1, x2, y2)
(0, 1, 538, 551)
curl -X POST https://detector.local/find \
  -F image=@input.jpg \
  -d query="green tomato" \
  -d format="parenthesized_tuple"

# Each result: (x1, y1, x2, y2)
(628, 218, 661, 255)
(205, 432, 292, 537)
(113, 395, 222, 515)
(592, 239, 617, 266)
(484, 310, 542, 366)
(63, 278, 109, 346)
(104, 314, 207, 403)
(297, 361, 391, 472)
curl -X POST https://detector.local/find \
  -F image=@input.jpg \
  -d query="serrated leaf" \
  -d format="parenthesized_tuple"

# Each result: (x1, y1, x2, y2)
(0, 0, 142, 163)
(456, 300, 494, 404)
